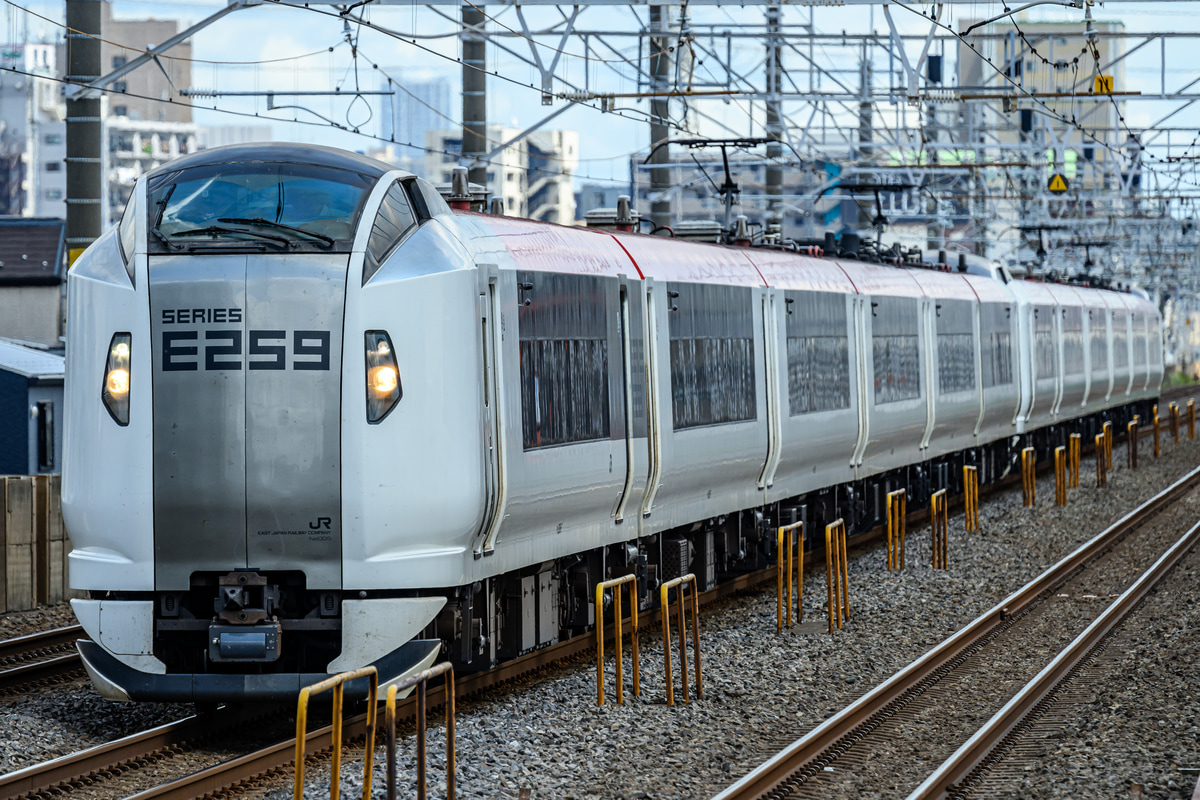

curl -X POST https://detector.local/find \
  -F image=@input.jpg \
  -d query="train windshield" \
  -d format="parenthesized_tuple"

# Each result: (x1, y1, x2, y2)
(147, 162, 376, 253)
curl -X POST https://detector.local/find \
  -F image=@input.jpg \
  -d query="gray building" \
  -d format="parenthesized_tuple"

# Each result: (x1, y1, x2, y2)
(0, 217, 65, 347)
(0, 341, 64, 475)
(0, 43, 66, 219)
(380, 76, 451, 169)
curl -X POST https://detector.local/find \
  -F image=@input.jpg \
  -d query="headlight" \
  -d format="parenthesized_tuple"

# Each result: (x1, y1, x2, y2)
(365, 331, 401, 423)
(102, 333, 132, 425)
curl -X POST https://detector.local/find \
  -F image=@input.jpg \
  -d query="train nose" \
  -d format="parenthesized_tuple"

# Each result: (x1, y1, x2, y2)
(148, 253, 348, 592)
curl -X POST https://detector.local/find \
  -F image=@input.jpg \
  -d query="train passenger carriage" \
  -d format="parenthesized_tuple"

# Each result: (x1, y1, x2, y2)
(61, 143, 1164, 704)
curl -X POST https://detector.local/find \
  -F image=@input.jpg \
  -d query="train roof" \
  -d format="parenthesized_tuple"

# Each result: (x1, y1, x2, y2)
(145, 143, 402, 180)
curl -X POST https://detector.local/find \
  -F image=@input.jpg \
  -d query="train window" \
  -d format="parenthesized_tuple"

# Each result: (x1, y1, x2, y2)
(1035, 306, 1056, 380)
(872, 297, 920, 404)
(785, 291, 850, 415)
(936, 300, 975, 396)
(667, 283, 756, 429)
(517, 271, 611, 449)
(117, 191, 137, 281)
(1062, 307, 1084, 376)
(363, 181, 418, 284)
(1090, 311, 1108, 377)
(980, 304, 1013, 389)
(147, 161, 374, 254)
(1112, 313, 1129, 370)
(414, 179, 452, 217)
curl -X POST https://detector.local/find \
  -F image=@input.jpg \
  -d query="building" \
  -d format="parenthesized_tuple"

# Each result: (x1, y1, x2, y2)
(0, 218, 65, 347)
(106, 117, 197, 221)
(101, 1, 197, 223)
(379, 76, 451, 170)
(574, 182, 629, 222)
(0, 341, 64, 475)
(100, 1, 191, 125)
(425, 127, 578, 223)
(0, 43, 67, 219)
(958, 17, 1128, 191)
(197, 125, 274, 150)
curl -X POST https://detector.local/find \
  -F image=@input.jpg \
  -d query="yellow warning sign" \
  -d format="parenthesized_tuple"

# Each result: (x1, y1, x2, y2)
(1094, 74, 1114, 94)
(1047, 173, 1069, 194)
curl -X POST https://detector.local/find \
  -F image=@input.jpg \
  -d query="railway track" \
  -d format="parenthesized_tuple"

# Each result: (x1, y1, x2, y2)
(0, 412, 1192, 799)
(711, 463, 1200, 800)
(0, 626, 85, 695)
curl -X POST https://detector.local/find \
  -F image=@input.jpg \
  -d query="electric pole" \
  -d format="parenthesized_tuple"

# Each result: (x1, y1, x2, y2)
(65, 0, 102, 264)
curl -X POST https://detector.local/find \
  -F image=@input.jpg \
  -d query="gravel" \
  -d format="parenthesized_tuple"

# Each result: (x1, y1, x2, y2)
(3, 430, 1198, 798)
(262, 431, 1200, 800)
(977, 533, 1200, 799)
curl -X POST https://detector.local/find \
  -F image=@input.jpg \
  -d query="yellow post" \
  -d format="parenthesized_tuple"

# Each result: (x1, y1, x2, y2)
(825, 520, 848, 632)
(1095, 434, 1107, 488)
(963, 466, 979, 532)
(1055, 446, 1067, 505)
(1103, 421, 1114, 470)
(1069, 433, 1081, 489)
(294, 667, 379, 800)
(1021, 447, 1036, 507)
(1128, 419, 1139, 469)
(838, 522, 849, 622)
(595, 575, 640, 705)
(886, 489, 907, 570)
(776, 521, 804, 631)
(1170, 402, 1180, 444)
(1188, 399, 1195, 439)
(930, 489, 948, 569)
(384, 662, 455, 800)
(1153, 405, 1161, 458)
(660, 574, 701, 706)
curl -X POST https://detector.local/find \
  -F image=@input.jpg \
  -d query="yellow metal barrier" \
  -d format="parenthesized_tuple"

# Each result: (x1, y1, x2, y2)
(1153, 404, 1161, 458)
(886, 489, 907, 570)
(595, 575, 640, 705)
(930, 489, 948, 569)
(1055, 446, 1068, 505)
(660, 574, 702, 706)
(963, 466, 979, 532)
(776, 521, 804, 631)
(1068, 433, 1081, 489)
(1103, 421, 1114, 470)
(385, 663, 455, 800)
(1021, 447, 1036, 507)
(294, 667, 379, 800)
(1189, 399, 1195, 439)
(1170, 402, 1180, 444)
(825, 519, 849, 632)
(1129, 418, 1139, 469)
(1095, 434, 1107, 488)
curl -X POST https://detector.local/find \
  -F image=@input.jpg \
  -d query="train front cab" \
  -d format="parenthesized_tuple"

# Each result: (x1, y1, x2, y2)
(64, 146, 454, 702)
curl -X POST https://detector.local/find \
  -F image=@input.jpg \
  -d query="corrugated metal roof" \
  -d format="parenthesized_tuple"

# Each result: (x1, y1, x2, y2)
(0, 341, 64, 380)
(0, 218, 65, 285)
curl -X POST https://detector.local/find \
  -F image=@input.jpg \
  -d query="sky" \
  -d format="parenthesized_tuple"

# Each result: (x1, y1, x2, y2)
(5, 0, 1200, 188)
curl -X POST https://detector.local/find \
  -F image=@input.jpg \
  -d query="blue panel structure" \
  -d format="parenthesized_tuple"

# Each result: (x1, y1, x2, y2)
(0, 369, 27, 474)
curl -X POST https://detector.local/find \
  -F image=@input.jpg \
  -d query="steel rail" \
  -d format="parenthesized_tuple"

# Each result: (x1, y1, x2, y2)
(4, 401, 1191, 799)
(0, 707, 272, 800)
(908, 516, 1200, 799)
(711, 462, 1200, 800)
(0, 654, 84, 694)
(0, 625, 84, 663)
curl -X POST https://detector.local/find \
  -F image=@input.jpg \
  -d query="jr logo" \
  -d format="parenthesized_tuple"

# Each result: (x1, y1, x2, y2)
(309, 517, 332, 530)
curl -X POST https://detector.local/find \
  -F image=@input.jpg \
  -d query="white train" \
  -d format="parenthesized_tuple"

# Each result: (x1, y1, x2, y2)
(62, 144, 1163, 703)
